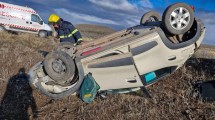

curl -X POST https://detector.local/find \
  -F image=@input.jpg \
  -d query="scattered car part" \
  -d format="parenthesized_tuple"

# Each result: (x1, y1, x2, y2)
(80, 73, 100, 103)
(194, 80, 215, 101)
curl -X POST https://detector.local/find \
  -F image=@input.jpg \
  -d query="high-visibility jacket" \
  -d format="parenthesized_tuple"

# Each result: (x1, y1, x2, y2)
(56, 20, 82, 44)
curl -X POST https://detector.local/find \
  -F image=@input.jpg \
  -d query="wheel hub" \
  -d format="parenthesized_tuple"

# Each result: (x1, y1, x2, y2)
(52, 59, 66, 74)
(170, 7, 190, 30)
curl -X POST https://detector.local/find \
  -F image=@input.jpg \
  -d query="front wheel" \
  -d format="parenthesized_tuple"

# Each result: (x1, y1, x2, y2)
(38, 31, 48, 38)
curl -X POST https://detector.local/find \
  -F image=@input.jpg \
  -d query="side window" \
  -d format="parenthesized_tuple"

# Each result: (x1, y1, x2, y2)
(31, 14, 40, 23)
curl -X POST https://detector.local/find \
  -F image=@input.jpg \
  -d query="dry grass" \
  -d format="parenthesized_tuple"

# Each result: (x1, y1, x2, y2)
(77, 24, 115, 40)
(193, 45, 215, 59)
(0, 32, 54, 49)
(0, 32, 55, 81)
(0, 28, 214, 120)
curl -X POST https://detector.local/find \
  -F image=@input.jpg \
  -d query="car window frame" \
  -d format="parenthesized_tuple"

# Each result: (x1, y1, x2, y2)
(31, 14, 41, 23)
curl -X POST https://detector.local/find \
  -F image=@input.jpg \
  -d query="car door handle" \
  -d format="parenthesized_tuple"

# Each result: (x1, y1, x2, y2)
(168, 56, 176, 61)
(126, 79, 137, 83)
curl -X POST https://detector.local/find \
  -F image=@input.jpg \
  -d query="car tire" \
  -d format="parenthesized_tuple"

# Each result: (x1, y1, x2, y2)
(0, 26, 6, 32)
(38, 31, 48, 38)
(43, 51, 76, 85)
(28, 62, 84, 100)
(140, 11, 161, 25)
(162, 2, 194, 35)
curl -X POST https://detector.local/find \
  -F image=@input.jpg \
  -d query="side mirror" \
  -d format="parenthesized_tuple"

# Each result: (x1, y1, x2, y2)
(39, 21, 43, 25)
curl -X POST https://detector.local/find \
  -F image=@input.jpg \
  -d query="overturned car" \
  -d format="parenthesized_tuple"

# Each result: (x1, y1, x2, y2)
(29, 3, 205, 101)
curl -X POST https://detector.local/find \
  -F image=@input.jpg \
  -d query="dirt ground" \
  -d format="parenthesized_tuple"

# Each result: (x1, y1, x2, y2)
(0, 29, 215, 120)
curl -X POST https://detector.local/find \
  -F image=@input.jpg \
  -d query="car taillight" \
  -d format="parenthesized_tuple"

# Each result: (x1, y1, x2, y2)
(81, 47, 102, 56)
(190, 6, 195, 11)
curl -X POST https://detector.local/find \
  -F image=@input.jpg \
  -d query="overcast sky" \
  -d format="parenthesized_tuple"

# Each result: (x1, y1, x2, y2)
(2, 0, 215, 45)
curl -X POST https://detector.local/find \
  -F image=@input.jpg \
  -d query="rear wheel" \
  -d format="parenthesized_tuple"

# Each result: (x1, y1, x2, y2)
(38, 31, 48, 38)
(140, 11, 161, 25)
(162, 3, 194, 35)
(0, 26, 6, 32)
(43, 51, 76, 85)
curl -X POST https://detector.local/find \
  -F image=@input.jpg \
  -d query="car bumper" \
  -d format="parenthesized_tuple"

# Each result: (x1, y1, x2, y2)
(47, 31, 52, 36)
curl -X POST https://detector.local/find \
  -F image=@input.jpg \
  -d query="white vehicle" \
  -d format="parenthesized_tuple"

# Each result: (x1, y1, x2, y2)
(0, 2, 52, 37)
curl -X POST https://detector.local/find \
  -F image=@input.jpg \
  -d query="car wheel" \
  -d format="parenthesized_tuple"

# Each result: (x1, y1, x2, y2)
(28, 62, 83, 100)
(140, 11, 161, 25)
(0, 26, 6, 32)
(38, 31, 48, 38)
(43, 51, 76, 85)
(162, 2, 194, 35)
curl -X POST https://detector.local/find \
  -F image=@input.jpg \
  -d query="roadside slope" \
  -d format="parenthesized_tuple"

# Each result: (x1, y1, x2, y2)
(0, 25, 214, 120)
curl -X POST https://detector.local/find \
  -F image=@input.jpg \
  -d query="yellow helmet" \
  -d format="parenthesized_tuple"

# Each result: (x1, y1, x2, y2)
(48, 14, 60, 24)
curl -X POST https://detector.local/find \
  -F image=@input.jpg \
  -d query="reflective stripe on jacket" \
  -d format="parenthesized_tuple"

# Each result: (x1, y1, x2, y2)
(56, 20, 82, 44)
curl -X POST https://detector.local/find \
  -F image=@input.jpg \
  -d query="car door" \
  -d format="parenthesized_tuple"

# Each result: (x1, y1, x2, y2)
(28, 14, 42, 32)
(129, 33, 176, 85)
(82, 47, 144, 91)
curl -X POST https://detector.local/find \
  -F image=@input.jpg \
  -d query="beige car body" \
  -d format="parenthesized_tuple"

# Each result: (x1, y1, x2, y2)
(29, 20, 205, 98)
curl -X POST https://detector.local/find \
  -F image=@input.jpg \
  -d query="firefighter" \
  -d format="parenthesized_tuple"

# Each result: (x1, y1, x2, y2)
(48, 14, 83, 46)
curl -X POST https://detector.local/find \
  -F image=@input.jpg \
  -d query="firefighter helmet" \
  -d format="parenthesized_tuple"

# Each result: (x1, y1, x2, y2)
(48, 14, 60, 24)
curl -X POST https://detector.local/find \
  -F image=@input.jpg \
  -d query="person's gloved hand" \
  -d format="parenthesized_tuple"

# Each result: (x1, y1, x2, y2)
(76, 40, 82, 45)
(74, 39, 83, 46)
